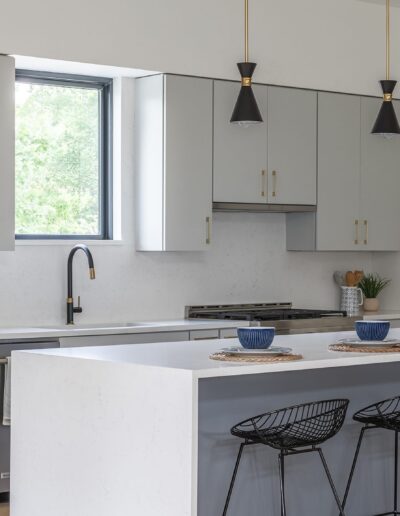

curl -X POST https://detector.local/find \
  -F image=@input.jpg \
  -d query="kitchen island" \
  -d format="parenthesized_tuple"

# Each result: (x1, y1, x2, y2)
(11, 329, 400, 516)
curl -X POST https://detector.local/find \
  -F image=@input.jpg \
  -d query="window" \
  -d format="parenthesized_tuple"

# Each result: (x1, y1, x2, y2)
(15, 70, 113, 239)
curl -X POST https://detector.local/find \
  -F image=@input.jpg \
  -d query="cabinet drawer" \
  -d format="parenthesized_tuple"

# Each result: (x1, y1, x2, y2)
(219, 328, 239, 339)
(60, 331, 190, 348)
(189, 329, 219, 341)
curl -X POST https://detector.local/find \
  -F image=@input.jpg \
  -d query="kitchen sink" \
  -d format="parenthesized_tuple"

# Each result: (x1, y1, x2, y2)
(35, 322, 150, 330)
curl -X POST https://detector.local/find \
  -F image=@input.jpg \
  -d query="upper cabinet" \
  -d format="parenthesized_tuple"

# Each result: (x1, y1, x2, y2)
(213, 80, 268, 204)
(135, 74, 213, 251)
(287, 92, 400, 251)
(135, 73, 400, 252)
(360, 97, 400, 251)
(267, 87, 316, 205)
(0, 56, 15, 251)
(213, 81, 317, 207)
(316, 92, 361, 251)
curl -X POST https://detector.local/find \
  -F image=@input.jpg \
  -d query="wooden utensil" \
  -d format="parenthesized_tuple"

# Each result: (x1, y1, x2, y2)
(345, 270, 364, 287)
(346, 271, 356, 287)
(354, 270, 364, 285)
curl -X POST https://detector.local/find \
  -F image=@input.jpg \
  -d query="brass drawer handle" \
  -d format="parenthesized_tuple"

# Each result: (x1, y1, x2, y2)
(354, 219, 359, 245)
(261, 170, 266, 197)
(364, 220, 368, 245)
(206, 216, 211, 244)
(272, 170, 277, 197)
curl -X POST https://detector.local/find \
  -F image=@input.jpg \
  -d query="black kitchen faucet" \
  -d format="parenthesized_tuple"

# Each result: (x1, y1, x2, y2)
(66, 244, 96, 325)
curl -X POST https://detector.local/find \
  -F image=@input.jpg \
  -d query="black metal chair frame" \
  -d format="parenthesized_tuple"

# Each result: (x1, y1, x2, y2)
(342, 423, 400, 516)
(222, 399, 349, 516)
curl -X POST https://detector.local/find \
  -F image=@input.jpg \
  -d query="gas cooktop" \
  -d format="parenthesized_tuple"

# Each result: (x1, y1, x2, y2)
(185, 303, 346, 321)
(185, 303, 353, 335)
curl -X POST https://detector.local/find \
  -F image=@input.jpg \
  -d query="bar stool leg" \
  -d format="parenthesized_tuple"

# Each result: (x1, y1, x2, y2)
(278, 452, 287, 516)
(222, 442, 245, 516)
(342, 426, 367, 510)
(394, 431, 399, 514)
(317, 448, 346, 516)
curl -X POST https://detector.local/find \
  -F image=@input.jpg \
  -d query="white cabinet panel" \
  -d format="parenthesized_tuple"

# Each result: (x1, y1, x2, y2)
(267, 87, 317, 205)
(135, 74, 213, 251)
(316, 92, 361, 251)
(0, 56, 15, 251)
(213, 80, 268, 203)
(135, 75, 164, 251)
(360, 97, 400, 251)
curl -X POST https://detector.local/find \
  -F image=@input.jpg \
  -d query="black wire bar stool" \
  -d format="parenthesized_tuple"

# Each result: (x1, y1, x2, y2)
(222, 398, 349, 516)
(342, 395, 400, 516)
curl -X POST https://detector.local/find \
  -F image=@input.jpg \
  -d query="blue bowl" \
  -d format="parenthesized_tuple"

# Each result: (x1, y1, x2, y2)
(355, 320, 390, 341)
(237, 327, 275, 349)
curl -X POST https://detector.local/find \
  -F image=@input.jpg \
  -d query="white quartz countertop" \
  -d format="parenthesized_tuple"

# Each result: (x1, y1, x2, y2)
(20, 328, 400, 379)
(0, 319, 249, 341)
(1, 309, 400, 341)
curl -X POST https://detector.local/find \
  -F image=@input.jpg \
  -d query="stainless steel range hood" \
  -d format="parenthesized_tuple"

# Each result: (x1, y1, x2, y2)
(212, 202, 317, 213)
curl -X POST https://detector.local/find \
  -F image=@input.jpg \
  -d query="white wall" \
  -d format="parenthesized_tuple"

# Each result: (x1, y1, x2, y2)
(0, 0, 392, 325)
(372, 253, 400, 310)
(2, 0, 400, 97)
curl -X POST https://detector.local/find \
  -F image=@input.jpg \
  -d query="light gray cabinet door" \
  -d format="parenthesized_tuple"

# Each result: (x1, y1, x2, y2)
(0, 56, 15, 251)
(135, 74, 213, 251)
(316, 92, 361, 250)
(164, 75, 213, 250)
(360, 97, 400, 251)
(213, 80, 268, 203)
(267, 87, 317, 205)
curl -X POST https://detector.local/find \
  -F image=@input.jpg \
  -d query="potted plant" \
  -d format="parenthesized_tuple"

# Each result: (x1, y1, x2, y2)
(358, 273, 391, 312)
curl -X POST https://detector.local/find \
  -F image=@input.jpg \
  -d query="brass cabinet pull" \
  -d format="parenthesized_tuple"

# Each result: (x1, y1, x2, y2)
(354, 219, 359, 245)
(261, 170, 266, 197)
(206, 216, 211, 244)
(272, 170, 277, 197)
(364, 220, 368, 245)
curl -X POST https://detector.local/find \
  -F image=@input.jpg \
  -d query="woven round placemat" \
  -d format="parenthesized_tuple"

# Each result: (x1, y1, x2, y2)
(329, 343, 400, 353)
(209, 352, 303, 363)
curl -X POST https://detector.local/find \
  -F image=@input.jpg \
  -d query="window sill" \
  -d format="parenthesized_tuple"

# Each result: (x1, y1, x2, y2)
(15, 239, 124, 247)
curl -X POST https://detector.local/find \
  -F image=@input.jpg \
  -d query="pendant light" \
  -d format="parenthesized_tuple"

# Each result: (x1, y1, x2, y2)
(230, 0, 263, 126)
(371, 0, 400, 136)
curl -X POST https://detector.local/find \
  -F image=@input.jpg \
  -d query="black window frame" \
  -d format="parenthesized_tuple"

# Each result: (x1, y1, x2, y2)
(15, 69, 113, 240)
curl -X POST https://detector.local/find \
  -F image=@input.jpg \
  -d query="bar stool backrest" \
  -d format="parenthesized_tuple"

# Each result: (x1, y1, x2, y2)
(233, 399, 349, 445)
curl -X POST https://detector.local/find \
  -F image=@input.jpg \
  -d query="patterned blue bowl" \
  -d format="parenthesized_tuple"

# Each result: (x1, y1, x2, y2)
(355, 320, 390, 341)
(237, 327, 275, 349)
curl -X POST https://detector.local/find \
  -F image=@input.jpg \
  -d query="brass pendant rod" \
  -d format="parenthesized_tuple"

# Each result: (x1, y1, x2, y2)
(244, 0, 249, 62)
(386, 0, 390, 81)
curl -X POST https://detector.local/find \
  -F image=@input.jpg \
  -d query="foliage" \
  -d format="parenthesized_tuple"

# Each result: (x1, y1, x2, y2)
(15, 82, 100, 235)
(359, 273, 391, 298)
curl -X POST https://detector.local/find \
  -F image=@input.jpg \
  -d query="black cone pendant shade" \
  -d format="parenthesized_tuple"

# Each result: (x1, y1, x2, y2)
(372, 0, 400, 136)
(230, 0, 263, 126)
(372, 80, 400, 135)
(231, 62, 263, 125)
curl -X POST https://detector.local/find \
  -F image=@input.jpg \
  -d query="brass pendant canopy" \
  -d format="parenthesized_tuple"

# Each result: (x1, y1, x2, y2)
(230, 0, 263, 126)
(372, 0, 400, 136)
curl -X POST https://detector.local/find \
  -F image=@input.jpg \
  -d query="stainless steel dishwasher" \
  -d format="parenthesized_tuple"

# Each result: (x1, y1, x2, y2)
(0, 338, 60, 493)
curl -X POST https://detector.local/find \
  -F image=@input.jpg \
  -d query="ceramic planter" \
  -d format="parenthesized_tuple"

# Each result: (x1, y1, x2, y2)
(363, 298, 379, 312)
